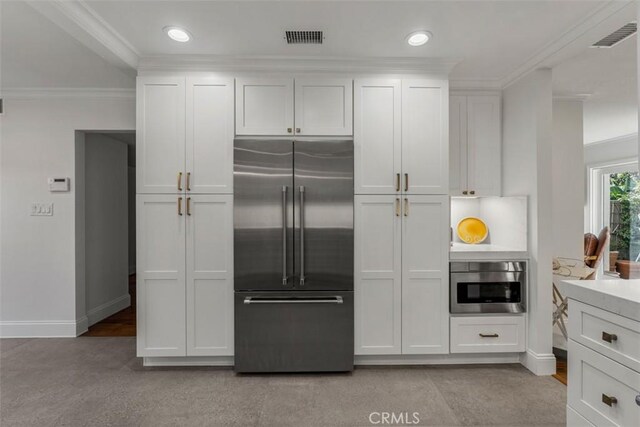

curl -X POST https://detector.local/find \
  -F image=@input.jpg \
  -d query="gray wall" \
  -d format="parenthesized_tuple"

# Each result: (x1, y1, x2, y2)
(85, 133, 130, 325)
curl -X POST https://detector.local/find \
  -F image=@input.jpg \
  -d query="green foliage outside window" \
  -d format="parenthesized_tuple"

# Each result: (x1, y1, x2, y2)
(610, 172, 640, 261)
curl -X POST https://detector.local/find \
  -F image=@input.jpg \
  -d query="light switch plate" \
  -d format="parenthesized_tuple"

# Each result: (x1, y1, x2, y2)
(30, 203, 53, 216)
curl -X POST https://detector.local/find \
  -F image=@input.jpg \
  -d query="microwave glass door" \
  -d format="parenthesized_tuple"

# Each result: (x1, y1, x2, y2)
(457, 282, 522, 304)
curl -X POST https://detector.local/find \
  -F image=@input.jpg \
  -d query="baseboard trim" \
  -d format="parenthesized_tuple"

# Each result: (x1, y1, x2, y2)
(143, 356, 234, 367)
(355, 353, 522, 366)
(520, 349, 557, 375)
(87, 294, 131, 326)
(0, 318, 87, 338)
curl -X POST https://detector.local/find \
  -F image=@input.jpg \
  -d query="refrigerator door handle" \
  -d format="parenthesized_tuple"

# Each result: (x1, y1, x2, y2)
(244, 296, 343, 305)
(282, 186, 288, 286)
(299, 185, 305, 286)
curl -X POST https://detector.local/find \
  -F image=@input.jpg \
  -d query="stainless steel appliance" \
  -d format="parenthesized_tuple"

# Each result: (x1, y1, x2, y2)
(450, 261, 526, 314)
(233, 138, 354, 373)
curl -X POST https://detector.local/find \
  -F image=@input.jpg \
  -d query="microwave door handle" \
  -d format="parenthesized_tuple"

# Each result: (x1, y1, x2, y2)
(299, 185, 305, 286)
(282, 186, 288, 286)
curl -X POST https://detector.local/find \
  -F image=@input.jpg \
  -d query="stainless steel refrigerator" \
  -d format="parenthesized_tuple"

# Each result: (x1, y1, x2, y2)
(233, 138, 354, 373)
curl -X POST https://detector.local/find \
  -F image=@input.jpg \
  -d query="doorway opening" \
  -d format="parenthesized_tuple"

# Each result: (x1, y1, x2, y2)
(75, 130, 136, 337)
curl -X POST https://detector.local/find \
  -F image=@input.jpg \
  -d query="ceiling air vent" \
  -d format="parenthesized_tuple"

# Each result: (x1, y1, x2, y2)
(285, 31, 323, 44)
(591, 22, 637, 48)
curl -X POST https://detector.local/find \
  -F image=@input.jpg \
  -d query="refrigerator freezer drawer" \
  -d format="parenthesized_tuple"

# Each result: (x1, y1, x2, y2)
(234, 291, 354, 372)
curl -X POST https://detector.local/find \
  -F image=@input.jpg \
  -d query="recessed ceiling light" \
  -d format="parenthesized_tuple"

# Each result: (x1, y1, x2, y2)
(406, 31, 431, 47)
(164, 26, 191, 43)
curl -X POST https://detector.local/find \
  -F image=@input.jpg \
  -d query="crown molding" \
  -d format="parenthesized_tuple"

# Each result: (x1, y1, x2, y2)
(449, 79, 503, 91)
(0, 88, 135, 99)
(138, 55, 462, 75)
(584, 132, 637, 147)
(552, 92, 592, 101)
(26, 0, 139, 73)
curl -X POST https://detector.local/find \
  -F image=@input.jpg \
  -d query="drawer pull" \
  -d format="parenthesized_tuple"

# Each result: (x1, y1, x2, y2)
(479, 333, 499, 338)
(602, 394, 618, 407)
(602, 332, 618, 343)
(636, 395, 640, 406)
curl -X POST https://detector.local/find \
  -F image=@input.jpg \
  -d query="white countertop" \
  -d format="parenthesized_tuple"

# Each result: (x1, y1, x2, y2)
(449, 243, 528, 261)
(560, 279, 640, 320)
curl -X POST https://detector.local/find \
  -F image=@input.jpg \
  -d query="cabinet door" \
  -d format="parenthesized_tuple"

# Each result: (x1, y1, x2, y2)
(354, 79, 401, 195)
(449, 95, 468, 196)
(186, 78, 234, 194)
(137, 195, 186, 357)
(467, 95, 501, 196)
(294, 79, 353, 136)
(401, 195, 449, 354)
(354, 195, 402, 355)
(235, 78, 294, 135)
(401, 80, 449, 195)
(186, 195, 234, 356)
(137, 77, 186, 194)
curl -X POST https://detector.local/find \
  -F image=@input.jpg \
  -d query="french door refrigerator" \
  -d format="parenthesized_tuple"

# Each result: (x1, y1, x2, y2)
(234, 138, 354, 373)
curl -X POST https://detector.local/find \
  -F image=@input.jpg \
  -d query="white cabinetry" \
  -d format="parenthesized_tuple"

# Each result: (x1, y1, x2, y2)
(354, 195, 449, 355)
(235, 78, 353, 136)
(450, 316, 525, 353)
(449, 94, 501, 196)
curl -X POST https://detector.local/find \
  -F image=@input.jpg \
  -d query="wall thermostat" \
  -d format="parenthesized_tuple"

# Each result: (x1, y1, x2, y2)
(48, 177, 70, 192)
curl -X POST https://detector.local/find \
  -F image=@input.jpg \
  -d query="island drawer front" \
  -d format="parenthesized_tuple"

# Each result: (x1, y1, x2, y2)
(567, 404, 595, 427)
(569, 299, 640, 372)
(450, 315, 525, 353)
(568, 340, 640, 427)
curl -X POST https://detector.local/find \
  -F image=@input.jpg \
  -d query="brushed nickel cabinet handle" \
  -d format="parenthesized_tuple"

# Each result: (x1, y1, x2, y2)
(470, 190, 475, 195)
(462, 190, 468, 195)
(602, 332, 618, 343)
(178, 197, 183, 216)
(404, 198, 408, 217)
(602, 394, 617, 407)
(404, 173, 409, 192)
(186, 172, 191, 191)
(186, 197, 191, 216)
(396, 173, 400, 192)
(635, 395, 640, 406)
(479, 333, 499, 338)
(287, 128, 292, 133)
(395, 198, 400, 217)
(296, 128, 301, 133)
(177, 172, 183, 191)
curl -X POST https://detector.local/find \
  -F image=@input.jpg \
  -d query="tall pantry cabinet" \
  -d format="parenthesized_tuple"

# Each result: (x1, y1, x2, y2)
(353, 79, 450, 356)
(136, 77, 234, 357)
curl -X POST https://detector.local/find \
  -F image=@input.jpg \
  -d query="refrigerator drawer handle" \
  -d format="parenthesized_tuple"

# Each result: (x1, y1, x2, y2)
(244, 297, 343, 305)
(282, 186, 288, 286)
(299, 185, 306, 286)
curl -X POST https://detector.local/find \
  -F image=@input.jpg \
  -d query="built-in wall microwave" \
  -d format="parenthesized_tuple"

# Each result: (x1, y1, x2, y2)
(450, 261, 527, 314)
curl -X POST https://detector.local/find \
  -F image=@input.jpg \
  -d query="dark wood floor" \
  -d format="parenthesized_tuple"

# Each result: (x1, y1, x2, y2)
(82, 275, 136, 337)
(553, 358, 567, 385)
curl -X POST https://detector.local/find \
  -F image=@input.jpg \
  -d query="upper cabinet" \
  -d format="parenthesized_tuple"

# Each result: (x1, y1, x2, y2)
(450, 94, 501, 197)
(235, 78, 294, 136)
(354, 78, 449, 195)
(235, 78, 353, 136)
(137, 76, 234, 194)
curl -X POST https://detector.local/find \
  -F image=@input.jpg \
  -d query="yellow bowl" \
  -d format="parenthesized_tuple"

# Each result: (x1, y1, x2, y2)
(457, 217, 488, 244)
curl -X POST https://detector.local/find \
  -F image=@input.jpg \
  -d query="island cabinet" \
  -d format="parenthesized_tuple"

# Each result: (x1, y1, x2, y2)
(449, 94, 501, 197)
(136, 75, 234, 358)
(235, 78, 353, 136)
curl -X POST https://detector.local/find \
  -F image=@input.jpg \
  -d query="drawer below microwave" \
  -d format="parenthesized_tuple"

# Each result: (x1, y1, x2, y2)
(450, 315, 525, 353)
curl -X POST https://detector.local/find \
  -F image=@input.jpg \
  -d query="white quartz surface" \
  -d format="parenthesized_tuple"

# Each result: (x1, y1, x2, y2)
(560, 279, 640, 320)
(449, 243, 528, 261)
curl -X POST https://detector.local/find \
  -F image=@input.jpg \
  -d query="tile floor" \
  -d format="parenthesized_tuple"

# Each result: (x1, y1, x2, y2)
(0, 337, 566, 426)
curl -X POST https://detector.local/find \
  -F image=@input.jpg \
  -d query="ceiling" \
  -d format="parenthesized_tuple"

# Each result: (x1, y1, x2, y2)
(553, 33, 637, 143)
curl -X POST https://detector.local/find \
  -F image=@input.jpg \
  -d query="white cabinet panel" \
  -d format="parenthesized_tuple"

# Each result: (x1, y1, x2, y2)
(402, 80, 449, 195)
(235, 78, 294, 135)
(137, 195, 186, 356)
(401, 195, 449, 354)
(137, 77, 186, 194)
(467, 96, 501, 196)
(450, 316, 525, 353)
(186, 78, 234, 194)
(449, 95, 467, 196)
(354, 195, 401, 355)
(354, 80, 401, 195)
(186, 195, 234, 356)
(295, 79, 353, 136)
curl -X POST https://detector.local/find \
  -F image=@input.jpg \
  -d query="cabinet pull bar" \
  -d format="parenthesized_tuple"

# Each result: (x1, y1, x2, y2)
(404, 198, 408, 217)
(186, 197, 191, 216)
(396, 173, 400, 192)
(177, 172, 183, 191)
(404, 173, 409, 192)
(479, 333, 499, 338)
(602, 394, 617, 407)
(395, 198, 400, 217)
(186, 172, 191, 191)
(602, 332, 618, 343)
(178, 197, 183, 216)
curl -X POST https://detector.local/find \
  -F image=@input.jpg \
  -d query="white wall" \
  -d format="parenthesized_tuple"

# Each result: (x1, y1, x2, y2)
(0, 96, 135, 337)
(128, 166, 136, 275)
(552, 100, 584, 260)
(502, 69, 555, 375)
(84, 133, 130, 326)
